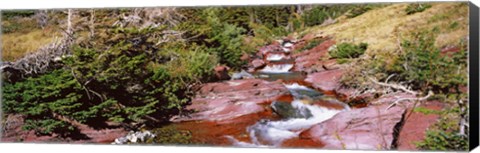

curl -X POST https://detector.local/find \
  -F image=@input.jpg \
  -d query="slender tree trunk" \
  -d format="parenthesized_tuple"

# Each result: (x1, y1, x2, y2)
(67, 9, 73, 34)
(89, 9, 95, 38)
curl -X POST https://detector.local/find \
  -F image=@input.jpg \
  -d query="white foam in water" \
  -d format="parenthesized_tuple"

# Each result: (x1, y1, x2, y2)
(259, 64, 293, 73)
(284, 83, 315, 91)
(284, 42, 293, 47)
(266, 54, 286, 61)
(227, 100, 346, 147)
(282, 47, 291, 53)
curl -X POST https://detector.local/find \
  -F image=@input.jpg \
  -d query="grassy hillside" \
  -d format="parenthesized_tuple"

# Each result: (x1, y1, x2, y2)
(305, 3, 468, 56)
(1, 14, 62, 61)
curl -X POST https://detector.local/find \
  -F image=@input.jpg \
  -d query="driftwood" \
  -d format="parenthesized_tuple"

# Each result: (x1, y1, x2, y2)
(368, 76, 418, 95)
(1, 36, 73, 80)
(1, 10, 76, 81)
(385, 90, 433, 110)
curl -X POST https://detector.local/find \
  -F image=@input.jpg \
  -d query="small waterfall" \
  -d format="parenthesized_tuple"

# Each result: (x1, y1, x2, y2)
(227, 100, 345, 147)
(282, 42, 293, 53)
(227, 82, 349, 147)
(266, 54, 287, 61)
(284, 83, 322, 99)
(259, 64, 294, 73)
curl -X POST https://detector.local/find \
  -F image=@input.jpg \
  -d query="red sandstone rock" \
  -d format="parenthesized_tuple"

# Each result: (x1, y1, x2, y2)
(1, 114, 127, 143)
(171, 79, 290, 122)
(396, 100, 445, 150)
(440, 46, 461, 57)
(370, 92, 417, 106)
(305, 69, 344, 92)
(251, 59, 266, 69)
(301, 33, 317, 42)
(240, 53, 250, 61)
(214, 65, 231, 80)
(292, 39, 336, 72)
(303, 104, 406, 150)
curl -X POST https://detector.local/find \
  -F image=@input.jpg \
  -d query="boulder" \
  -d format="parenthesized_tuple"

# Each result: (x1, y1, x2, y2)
(271, 101, 313, 119)
(305, 69, 344, 93)
(293, 39, 336, 72)
(240, 53, 250, 61)
(230, 70, 255, 80)
(303, 104, 406, 150)
(171, 79, 290, 122)
(251, 59, 266, 69)
(214, 65, 231, 80)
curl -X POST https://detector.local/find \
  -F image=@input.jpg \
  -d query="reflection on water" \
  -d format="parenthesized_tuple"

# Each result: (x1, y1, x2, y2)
(252, 71, 305, 82)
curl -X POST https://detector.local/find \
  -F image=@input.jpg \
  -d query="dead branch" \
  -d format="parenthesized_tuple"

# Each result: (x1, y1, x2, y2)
(368, 76, 418, 95)
(385, 90, 433, 110)
(1, 36, 73, 79)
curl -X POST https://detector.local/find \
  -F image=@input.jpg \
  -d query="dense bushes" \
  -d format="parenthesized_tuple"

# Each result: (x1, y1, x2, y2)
(346, 5, 373, 18)
(389, 30, 467, 92)
(339, 29, 468, 150)
(2, 10, 35, 19)
(405, 3, 432, 15)
(329, 42, 368, 59)
(417, 130, 468, 150)
(302, 5, 352, 27)
(3, 70, 82, 134)
(416, 107, 469, 151)
(2, 25, 219, 134)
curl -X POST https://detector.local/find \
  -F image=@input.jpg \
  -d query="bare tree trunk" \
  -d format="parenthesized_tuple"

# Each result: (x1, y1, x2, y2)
(67, 9, 73, 34)
(457, 98, 468, 136)
(89, 9, 95, 38)
(296, 5, 304, 15)
(35, 10, 48, 29)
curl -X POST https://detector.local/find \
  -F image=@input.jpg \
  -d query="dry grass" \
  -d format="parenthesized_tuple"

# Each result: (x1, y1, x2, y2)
(2, 26, 62, 61)
(306, 2, 468, 56)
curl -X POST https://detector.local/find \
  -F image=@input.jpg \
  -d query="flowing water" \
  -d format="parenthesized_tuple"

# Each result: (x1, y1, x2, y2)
(164, 42, 350, 148)
(225, 48, 350, 147)
(258, 64, 294, 73)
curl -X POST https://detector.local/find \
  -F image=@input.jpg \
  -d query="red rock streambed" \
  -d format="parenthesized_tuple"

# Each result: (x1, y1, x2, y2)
(166, 37, 408, 149)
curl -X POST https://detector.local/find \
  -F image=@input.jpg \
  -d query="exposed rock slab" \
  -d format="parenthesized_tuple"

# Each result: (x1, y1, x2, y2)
(171, 79, 290, 122)
(305, 69, 344, 93)
(1, 114, 127, 143)
(396, 101, 445, 150)
(303, 104, 406, 150)
(293, 39, 336, 72)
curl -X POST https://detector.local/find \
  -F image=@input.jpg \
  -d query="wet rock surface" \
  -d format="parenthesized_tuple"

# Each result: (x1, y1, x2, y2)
(303, 104, 406, 150)
(396, 101, 445, 150)
(305, 69, 344, 93)
(271, 101, 313, 119)
(170, 79, 290, 122)
(293, 39, 336, 73)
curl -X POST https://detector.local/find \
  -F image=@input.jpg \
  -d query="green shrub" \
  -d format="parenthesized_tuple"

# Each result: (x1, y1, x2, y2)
(3, 70, 83, 135)
(302, 5, 358, 27)
(416, 130, 468, 151)
(3, 24, 220, 135)
(405, 3, 432, 15)
(415, 107, 468, 151)
(390, 30, 467, 92)
(329, 42, 368, 59)
(2, 10, 35, 19)
(150, 125, 198, 145)
(184, 8, 250, 69)
(299, 38, 325, 52)
(346, 5, 373, 18)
